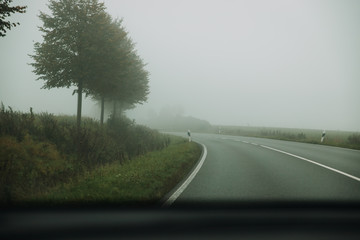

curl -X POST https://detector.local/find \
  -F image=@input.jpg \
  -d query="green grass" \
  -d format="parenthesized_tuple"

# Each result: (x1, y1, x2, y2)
(0, 106, 172, 204)
(29, 136, 202, 206)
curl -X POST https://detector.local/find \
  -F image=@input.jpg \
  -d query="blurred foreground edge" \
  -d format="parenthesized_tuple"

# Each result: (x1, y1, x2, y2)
(1, 201, 360, 239)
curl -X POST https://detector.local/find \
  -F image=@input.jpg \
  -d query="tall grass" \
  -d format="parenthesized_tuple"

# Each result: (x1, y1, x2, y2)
(0, 104, 170, 204)
(31, 137, 201, 206)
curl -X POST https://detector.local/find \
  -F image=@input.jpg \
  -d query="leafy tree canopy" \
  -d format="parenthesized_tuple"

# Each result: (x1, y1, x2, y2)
(30, 0, 149, 125)
(30, 0, 108, 90)
(0, 0, 27, 37)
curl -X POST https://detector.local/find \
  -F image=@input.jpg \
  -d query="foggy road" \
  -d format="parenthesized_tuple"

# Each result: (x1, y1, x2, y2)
(166, 133, 360, 204)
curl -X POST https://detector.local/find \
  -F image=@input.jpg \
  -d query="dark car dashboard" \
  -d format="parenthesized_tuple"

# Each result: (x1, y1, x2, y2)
(1, 201, 360, 239)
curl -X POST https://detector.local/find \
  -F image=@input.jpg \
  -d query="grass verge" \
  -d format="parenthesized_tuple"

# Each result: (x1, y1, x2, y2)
(28, 136, 202, 207)
(216, 126, 360, 150)
(0, 105, 171, 205)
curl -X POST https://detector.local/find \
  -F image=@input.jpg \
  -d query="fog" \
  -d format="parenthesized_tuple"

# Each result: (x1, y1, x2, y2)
(1, 0, 360, 131)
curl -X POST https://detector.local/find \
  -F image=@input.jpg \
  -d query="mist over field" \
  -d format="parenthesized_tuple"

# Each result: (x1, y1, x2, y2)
(1, 0, 360, 131)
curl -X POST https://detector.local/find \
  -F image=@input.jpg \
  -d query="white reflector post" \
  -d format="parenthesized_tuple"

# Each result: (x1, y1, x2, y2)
(321, 130, 326, 143)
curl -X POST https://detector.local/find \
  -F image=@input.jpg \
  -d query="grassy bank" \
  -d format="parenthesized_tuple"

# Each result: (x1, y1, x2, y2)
(30, 136, 201, 206)
(216, 126, 360, 150)
(0, 105, 176, 205)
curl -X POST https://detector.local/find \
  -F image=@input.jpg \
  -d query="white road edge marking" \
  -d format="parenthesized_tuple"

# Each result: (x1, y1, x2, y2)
(260, 145, 360, 182)
(251, 143, 258, 146)
(162, 142, 208, 207)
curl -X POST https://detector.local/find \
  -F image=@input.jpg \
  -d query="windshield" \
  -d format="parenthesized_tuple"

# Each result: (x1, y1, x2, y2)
(1, 0, 359, 208)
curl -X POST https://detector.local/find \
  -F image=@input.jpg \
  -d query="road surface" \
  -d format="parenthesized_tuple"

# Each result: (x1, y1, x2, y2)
(167, 133, 360, 203)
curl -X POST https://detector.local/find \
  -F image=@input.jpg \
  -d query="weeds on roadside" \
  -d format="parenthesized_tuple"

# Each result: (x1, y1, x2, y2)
(0, 104, 170, 203)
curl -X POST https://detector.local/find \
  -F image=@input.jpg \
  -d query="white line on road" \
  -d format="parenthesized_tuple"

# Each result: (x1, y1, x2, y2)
(250, 143, 258, 146)
(260, 145, 360, 182)
(162, 142, 208, 207)
(242, 141, 249, 144)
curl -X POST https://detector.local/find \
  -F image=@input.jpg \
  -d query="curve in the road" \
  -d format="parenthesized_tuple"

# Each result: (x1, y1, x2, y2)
(162, 141, 207, 207)
(162, 133, 360, 204)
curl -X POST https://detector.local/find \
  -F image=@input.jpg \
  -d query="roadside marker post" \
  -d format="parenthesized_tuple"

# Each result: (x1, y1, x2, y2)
(321, 130, 326, 142)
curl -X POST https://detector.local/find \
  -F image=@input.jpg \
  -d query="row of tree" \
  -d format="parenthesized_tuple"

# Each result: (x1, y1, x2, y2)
(30, 0, 149, 129)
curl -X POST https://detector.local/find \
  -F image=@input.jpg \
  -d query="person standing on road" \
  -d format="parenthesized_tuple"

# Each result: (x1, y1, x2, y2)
(187, 130, 192, 142)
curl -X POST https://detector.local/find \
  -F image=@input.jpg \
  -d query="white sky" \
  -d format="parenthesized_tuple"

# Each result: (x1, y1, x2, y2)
(1, 0, 360, 131)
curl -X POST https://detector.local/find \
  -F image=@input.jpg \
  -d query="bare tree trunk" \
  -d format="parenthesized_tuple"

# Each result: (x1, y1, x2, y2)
(77, 80, 83, 162)
(113, 100, 117, 119)
(100, 95, 105, 125)
(77, 81, 83, 130)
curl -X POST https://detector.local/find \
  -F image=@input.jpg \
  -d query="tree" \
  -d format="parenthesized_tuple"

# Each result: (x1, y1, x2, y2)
(122, 50, 150, 108)
(30, 0, 112, 162)
(30, 0, 108, 131)
(0, 0, 27, 37)
(87, 19, 149, 124)
(31, 0, 149, 130)
(86, 18, 132, 125)
(107, 46, 149, 120)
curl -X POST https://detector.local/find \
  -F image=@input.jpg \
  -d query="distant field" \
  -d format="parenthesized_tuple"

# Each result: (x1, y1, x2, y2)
(212, 126, 360, 150)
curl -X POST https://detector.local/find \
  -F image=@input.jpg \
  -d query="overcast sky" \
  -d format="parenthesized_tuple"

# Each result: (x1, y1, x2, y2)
(1, 0, 360, 131)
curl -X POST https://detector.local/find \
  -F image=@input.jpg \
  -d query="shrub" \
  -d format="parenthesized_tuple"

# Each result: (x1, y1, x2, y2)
(0, 135, 70, 203)
(0, 104, 35, 141)
(106, 116, 170, 160)
(0, 106, 171, 204)
(348, 133, 360, 146)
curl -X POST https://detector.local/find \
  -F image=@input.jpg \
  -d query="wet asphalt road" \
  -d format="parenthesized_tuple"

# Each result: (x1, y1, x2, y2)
(169, 133, 360, 203)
